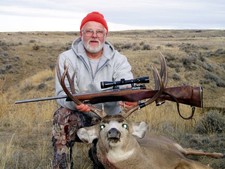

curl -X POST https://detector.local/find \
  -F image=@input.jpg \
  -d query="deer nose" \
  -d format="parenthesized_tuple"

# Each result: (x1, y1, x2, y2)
(107, 128, 121, 139)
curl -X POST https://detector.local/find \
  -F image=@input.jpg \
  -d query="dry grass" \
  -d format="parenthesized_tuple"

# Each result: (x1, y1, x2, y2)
(0, 30, 225, 168)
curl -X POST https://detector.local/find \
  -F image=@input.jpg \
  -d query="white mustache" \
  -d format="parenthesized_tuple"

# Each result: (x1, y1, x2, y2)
(88, 39, 100, 44)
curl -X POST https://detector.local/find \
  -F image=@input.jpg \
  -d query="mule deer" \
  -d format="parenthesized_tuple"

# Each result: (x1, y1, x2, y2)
(77, 114, 224, 169)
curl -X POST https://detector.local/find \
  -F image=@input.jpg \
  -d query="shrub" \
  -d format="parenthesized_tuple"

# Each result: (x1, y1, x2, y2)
(165, 43, 174, 47)
(204, 72, 225, 87)
(32, 44, 40, 50)
(167, 62, 178, 68)
(195, 111, 225, 134)
(216, 80, 225, 87)
(122, 43, 133, 50)
(201, 62, 214, 72)
(133, 46, 141, 51)
(113, 42, 135, 51)
(21, 81, 34, 93)
(37, 83, 46, 90)
(165, 54, 176, 62)
(139, 41, 145, 46)
(29, 39, 36, 43)
(204, 72, 218, 81)
(178, 43, 198, 53)
(172, 73, 181, 81)
(181, 55, 198, 70)
(142, 44, 151, 50)
(214, 48, 225, 56)
(199, 79, 210, 85)
(113, 43, 122, 51)
(175, 67, 180, 73)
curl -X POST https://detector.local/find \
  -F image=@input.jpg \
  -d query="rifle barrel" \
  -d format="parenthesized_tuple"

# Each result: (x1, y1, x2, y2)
(15, 95, 67, 104)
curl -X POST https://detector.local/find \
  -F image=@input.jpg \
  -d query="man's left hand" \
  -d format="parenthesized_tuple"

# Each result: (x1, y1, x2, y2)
(119, 101, 138, 108)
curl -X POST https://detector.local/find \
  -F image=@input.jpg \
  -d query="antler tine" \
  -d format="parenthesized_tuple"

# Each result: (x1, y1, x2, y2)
(59, 62, 83, 105)
(148, 66, 164, 103)
(56, 59, 106, 119)
(154, 53, 168, 106)
(122, 66, 164, 118)
(153, 64, 160, 90)
(65, 66, 76, 94)
(159, 52, 168, 87)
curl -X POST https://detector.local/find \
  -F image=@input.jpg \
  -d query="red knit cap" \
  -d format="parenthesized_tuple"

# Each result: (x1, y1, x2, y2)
(80, 11, 108, 32)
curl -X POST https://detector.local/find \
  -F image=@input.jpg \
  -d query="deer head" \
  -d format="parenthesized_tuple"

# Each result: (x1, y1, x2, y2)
(77, 114, 149, 144)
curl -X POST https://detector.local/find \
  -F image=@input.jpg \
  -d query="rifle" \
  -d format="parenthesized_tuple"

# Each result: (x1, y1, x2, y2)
(15, 76, 203, 108)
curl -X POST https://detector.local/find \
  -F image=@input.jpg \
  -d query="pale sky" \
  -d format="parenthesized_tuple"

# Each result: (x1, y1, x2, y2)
(1, 0, 225, 32)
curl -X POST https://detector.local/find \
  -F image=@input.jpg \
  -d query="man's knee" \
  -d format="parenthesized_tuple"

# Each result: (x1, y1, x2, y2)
(52, 107, 100, 145)
(52, 107, 81, 144)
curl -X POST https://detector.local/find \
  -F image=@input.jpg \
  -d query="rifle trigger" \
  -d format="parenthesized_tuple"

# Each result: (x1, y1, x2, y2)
(83, 100, 90, 104)
(138, 101, 146, 108)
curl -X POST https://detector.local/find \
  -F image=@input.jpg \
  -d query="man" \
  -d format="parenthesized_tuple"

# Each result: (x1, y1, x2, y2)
(52, 11, 135, 169)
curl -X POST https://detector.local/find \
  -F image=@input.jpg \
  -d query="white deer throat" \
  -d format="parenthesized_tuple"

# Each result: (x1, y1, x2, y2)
(107, 148, 135, 163)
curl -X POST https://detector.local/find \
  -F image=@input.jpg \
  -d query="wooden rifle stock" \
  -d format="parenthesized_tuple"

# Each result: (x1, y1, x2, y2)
(68, 85, 203, 108)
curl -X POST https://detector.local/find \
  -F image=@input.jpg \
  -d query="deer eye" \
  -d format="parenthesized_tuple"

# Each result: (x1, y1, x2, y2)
(122, 123, 129, 130)
(100, 124, 105, 130)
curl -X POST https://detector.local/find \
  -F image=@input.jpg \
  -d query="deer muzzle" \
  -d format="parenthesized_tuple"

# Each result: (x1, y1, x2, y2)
(107, 128, 121, 142)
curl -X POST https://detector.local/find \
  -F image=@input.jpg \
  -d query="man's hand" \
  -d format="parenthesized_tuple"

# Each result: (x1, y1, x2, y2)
(76, 104, 91, 112)
(119, 101, 138, 108)
(76, 102, 138, 112)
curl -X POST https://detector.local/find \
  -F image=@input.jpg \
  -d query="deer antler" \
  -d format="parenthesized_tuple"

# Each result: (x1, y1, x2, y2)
(159, 52, 168, 87)
(122, 54, 167, 118)
(56, 55, 168, 119)
(56, 58, 106, 119)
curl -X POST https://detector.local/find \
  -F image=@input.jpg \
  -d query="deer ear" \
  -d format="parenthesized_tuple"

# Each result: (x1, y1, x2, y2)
(131, 121, 148, 138)
(77, 126, 99, 144)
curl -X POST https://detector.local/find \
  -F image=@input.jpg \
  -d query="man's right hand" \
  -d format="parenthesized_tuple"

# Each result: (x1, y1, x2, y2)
(76, 104, 91, 112)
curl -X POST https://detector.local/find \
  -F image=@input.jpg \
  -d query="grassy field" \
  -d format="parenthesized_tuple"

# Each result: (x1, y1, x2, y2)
(0, 30, 225, 168)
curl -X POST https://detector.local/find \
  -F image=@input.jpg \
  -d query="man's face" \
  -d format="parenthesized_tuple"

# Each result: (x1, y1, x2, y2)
(81, 21, 107, 54)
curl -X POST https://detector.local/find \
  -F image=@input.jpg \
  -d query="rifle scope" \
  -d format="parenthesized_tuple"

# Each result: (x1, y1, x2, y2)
(101, 76, 149, 89)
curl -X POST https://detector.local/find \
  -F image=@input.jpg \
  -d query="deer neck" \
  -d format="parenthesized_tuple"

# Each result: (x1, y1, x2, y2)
(98, 135, 140, 164)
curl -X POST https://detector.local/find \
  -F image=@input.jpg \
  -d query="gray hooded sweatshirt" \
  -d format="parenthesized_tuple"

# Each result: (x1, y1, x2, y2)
(55, 37, 133, 115)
